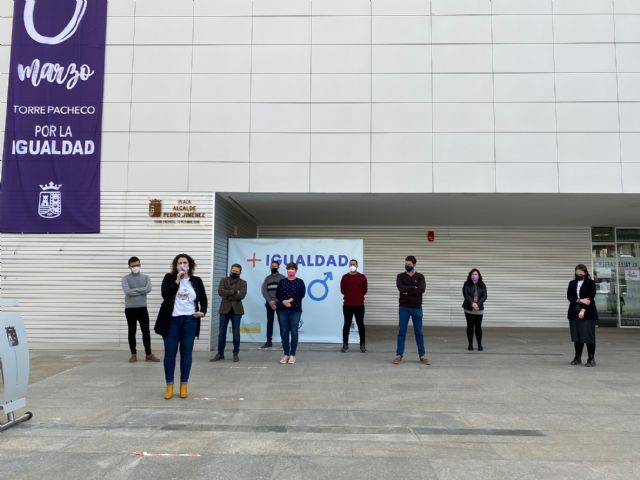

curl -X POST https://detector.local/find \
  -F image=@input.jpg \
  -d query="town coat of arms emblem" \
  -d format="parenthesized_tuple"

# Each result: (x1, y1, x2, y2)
(38, 182, 62, 219)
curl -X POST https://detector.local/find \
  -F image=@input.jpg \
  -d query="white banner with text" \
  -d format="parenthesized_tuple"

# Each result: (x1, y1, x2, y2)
(227, 239, 364, 343)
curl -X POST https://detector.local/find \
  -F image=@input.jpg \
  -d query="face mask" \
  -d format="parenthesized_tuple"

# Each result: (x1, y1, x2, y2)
(576, 275, 585, 281)
(271, 268, 278, 274)
(230, 272, 240, 279)
(349, 265, 357, 273)
(471, 274, 479, 282)
(405, 265, 414, 272)
(179, 264, 189, 273)
(287, 270, 296, 278)
(131, 267, 140, 274)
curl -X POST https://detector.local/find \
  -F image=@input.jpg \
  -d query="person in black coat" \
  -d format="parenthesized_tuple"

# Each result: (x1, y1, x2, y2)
(154, 254, 208, 399)
(566, 263, 598, 367)
(462, 268, 487, 351)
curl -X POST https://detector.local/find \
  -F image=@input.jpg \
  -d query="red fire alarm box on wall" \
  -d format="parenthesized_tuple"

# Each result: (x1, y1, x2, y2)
(427, 231, 435, 242)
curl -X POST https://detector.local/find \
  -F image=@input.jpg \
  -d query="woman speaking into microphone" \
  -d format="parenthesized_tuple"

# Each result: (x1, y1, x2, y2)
(154, 254, 207, 399)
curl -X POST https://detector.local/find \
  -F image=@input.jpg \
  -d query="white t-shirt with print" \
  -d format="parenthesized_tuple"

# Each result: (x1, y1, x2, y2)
(172, 278, 197, 316)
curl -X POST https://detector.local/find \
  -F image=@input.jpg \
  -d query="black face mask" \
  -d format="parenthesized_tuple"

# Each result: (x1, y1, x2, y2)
(575, 275, 585, 281)
(230, 272, 240, 279)
(271, 268, 278, 274)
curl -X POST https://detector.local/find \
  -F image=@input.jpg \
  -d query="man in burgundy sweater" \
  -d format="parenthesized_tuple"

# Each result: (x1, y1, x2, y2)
(340, 259, 368, 353)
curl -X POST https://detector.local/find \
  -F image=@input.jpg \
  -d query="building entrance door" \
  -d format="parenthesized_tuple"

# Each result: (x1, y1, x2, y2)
(592, 242, 619, 327)
(592, 227, 640, 327)
(617, 229, 640, 327)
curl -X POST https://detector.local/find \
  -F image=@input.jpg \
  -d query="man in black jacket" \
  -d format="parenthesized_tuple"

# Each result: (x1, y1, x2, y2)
(211, 263, 247, 362)
(394, 256, 428, 365)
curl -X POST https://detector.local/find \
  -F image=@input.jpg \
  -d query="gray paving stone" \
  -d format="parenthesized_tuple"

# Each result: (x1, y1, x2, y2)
(0, 326, 639, 479)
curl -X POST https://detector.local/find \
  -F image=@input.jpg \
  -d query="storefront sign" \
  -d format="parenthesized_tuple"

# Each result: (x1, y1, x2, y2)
(0, 0, 107, 233)
(625, 269, 640, 281)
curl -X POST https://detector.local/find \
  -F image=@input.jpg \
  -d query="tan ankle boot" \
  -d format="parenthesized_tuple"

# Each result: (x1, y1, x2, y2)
(163, 384, 173, 400)
(179, 383, 188, 399)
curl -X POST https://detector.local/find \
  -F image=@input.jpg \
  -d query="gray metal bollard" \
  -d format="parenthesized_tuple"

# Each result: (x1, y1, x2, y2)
(0, 299, 33, 431)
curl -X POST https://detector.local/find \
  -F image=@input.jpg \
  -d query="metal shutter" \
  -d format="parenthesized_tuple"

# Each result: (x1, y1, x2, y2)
(258, 225, 591, 327)
(0, 192, 214, 349)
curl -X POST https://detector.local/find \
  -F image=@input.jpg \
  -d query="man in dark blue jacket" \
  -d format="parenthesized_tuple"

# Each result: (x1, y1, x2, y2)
(394, 256, 428, 365)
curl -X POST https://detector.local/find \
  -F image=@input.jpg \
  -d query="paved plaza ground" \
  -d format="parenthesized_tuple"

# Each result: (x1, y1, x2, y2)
(1, 326, 639, 479)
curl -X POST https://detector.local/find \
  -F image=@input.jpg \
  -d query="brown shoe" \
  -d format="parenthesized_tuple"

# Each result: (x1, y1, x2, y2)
(420, 356, 430, 365)
(145, 354, 160, 362)
(128, 354, 137, 363)
(393, 355, 402, 364)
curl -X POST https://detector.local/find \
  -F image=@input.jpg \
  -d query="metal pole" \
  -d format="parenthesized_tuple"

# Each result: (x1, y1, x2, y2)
(0, 411, 32, 432)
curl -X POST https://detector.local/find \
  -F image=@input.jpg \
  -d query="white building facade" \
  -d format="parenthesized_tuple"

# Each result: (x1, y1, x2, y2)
(1, 0, 640, 349)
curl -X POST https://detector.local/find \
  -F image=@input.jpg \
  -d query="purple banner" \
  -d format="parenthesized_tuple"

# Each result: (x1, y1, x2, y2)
(0, 0, 107, 233)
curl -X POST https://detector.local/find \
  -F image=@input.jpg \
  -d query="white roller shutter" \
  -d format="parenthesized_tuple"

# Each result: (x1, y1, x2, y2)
(0, 192, 214, 349)
(258, 226, 591, 327)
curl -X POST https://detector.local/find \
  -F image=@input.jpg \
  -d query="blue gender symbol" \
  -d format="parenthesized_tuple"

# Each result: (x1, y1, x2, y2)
(307, 272, 333, 301)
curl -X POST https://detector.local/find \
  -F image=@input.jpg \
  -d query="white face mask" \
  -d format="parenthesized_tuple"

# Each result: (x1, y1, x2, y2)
(179, 264, 189, 273)
(349, 265, 357, 273)
(131, 267, 141, 274)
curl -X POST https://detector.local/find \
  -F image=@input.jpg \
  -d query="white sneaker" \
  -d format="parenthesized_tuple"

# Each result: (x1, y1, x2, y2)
(287, 355, 296, 364)
(279, 356, 289, 364)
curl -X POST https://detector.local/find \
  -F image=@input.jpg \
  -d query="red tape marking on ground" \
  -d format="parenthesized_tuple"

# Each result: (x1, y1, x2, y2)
(194, 397, 244, 401)
(133, 451, 201, 458)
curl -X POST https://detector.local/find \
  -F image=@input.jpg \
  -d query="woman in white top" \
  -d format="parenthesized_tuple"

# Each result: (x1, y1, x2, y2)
(154, 254, 208, 399)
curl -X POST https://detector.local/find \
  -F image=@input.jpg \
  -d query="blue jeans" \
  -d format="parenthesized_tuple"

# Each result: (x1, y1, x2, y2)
(279, 309, 301, 356)
(396, 307, 426, 358)
(218, 313, 242, 355)
(163, 315, 197, 384)
(265, 304, 279, 342)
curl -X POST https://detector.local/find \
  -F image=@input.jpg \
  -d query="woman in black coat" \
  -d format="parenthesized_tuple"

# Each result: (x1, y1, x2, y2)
(154, 254, 207, 399)
(462, 268, 487, 351)
(566, 263, 598, 367)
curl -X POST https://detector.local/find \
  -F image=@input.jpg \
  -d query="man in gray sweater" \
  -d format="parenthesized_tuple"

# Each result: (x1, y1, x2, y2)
(260, 260, 285, 348)
(121, 256, 159, 363)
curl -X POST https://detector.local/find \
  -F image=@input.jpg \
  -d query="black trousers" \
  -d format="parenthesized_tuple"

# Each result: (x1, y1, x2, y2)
(574, 342, 596, 359)
(125, 307, 152, 355)
(343, 305, 366, 345)
(464, 312, 483, 347)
